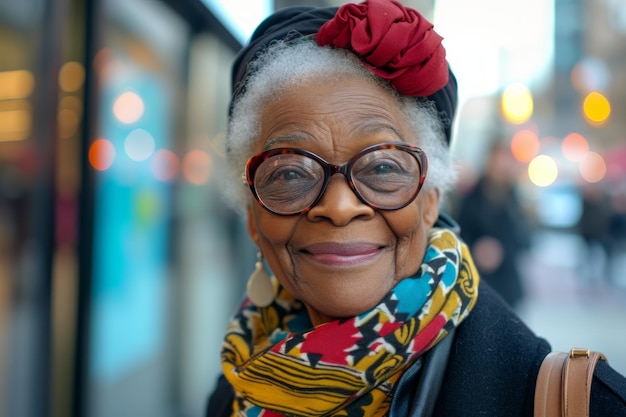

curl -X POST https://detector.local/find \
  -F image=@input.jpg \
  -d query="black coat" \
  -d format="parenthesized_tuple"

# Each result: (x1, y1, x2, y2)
(456, 179, 532, 308)
(206, 283, 626, 417)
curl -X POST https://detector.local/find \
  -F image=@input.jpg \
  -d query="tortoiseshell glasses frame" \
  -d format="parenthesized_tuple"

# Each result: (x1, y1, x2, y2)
(243, 142, 428, 216)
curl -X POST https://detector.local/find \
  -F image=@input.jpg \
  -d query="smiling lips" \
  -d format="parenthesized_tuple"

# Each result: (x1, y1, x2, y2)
(301, 242, 383, 266)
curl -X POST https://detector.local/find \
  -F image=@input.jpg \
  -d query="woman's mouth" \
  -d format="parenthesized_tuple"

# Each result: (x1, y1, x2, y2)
(300, 242, 383, 266)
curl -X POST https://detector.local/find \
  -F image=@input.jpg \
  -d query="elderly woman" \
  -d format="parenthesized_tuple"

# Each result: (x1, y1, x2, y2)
(207, 1, 626, 416)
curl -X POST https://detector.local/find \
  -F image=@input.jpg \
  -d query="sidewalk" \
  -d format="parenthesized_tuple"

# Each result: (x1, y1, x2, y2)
(516, 229, 626, 375)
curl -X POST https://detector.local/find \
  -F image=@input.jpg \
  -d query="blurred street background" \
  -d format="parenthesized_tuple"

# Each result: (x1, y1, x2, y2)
(518, 229, 626, 375)
(1, 0, 625, 417)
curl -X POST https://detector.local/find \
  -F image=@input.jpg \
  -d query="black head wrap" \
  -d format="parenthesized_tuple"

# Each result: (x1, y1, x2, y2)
(229, 6, 458, 145)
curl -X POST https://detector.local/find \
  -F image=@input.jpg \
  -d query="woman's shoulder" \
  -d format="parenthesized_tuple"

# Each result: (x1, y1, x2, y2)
(437, 281, 626, 416)
(455, 280, 551, 355)
(435, 281, 551, 416)
(592, 359, 626, 416)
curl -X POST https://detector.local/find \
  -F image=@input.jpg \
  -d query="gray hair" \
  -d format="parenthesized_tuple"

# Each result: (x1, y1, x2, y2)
(223, 39, 457, 213)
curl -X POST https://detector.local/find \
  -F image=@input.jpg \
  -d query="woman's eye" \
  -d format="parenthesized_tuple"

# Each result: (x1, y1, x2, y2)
(271, 167, 305, 181)
(373, 163, 398, 174)
(363, 159, 402, 176)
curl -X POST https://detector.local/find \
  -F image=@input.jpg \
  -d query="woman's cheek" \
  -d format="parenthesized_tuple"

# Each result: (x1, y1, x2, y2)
(386, 204, 430, 279)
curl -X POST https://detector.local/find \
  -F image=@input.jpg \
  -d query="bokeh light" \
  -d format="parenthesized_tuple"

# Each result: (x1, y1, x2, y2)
(59, 95, 83, 114)
(182, 150, 212, 185)
(510, 129, 540, 162)
(579, 152, 606, 183)
(93, 47, 115, 80)
(501, 83, 534, 124)
(113, 91, 144, 124)
(582, 91, 611, 125)
(58, 96, 83, 139)
(571, 58, 609, 93)
(124, 129, 155, 161)
(59, 61, 85, 92)
(0, 109, 31, 142)
(136, 190, 161, 225)
(528, 154, 558, 187)
(58, 109, 81, 139)
(150, 149, 179, 181)
(89, 138, 116, 171)
(561, 133, 589, 162)
(0, 70, 35, 100)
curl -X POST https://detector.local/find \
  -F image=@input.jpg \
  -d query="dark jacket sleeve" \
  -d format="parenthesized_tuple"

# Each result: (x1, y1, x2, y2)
(591, 359, 626, 416)
(434, 282, 551, 417)
(205, 374, 234, 417)
(433, 282, 626, 416)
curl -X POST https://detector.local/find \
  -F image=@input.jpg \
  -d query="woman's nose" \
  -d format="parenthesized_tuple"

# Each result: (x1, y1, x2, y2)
(306, 174, 375, 225)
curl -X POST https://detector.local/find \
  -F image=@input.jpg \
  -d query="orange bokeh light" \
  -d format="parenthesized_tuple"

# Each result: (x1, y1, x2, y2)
(182, 150, 212, 185)
(561, 133, 589, 162)
(582, 92, 610, 125)
(89, 138, 115, 171)
(510, 130, 540, 162)
(579, 152, 606, 183)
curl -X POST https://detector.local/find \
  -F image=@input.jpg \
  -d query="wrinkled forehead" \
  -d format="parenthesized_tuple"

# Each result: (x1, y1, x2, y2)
(253, 76, 418, 159)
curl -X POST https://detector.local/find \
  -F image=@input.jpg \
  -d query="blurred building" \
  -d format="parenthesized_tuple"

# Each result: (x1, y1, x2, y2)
(552, 0, 626, 150)
(528, 0, 626, 230)
(1, 1, 256, 417)
(448, 0, 626, 230)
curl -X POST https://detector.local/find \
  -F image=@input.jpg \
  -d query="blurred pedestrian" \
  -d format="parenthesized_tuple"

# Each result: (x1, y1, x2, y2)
(576, 182, 613, 283)
(456, 141, 532, 309)
(608, 188, 626, 286)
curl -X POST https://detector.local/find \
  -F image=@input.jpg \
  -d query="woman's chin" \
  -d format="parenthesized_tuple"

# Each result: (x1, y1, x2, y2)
(304, 293, 384, 325)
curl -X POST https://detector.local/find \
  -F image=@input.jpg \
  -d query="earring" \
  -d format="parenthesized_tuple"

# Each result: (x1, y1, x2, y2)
(247, 252, 275, 307)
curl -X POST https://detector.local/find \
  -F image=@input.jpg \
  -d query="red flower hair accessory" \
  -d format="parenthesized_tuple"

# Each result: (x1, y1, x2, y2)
(316, 0, 448, 97)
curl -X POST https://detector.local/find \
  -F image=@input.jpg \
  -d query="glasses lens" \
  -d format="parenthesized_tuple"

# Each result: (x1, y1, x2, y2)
(253, 153, 325, 214)
(351, 148, 422, 209)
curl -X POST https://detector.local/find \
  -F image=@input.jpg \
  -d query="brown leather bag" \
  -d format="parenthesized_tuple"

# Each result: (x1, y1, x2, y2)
(534, 348, 607, 417)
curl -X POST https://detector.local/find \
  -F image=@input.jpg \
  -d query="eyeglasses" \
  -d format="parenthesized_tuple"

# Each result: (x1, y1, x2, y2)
(244, 142, 428, 216)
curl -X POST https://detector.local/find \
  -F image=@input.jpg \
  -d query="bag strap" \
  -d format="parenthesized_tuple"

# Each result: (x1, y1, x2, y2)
(534, 348, 607, 417)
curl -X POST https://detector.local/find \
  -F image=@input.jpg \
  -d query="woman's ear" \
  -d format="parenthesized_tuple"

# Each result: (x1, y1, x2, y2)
(422, 187, 440, 228)
(246, 205, 261, 248)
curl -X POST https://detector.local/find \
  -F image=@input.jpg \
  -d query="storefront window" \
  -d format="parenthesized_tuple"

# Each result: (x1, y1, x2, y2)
(85, 0, 246, 416)
(85, 0, 188, 416)
(1, 0, 250, 416)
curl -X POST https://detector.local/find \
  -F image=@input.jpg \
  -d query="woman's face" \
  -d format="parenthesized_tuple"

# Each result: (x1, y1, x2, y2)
(246, 74, 440, 325)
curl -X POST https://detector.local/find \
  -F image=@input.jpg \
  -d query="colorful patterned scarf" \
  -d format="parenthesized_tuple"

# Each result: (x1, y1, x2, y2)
(221, 228, 479, 417)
